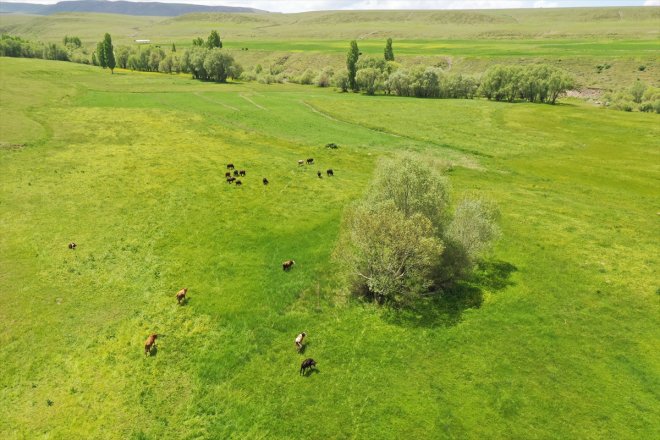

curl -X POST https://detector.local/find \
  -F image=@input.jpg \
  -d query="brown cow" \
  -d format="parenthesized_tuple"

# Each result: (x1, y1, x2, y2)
(282, 260, 296, 271)
(144, 334, 158, 356)
(176, 288, 188, 305)
(68, 242, 77, 249)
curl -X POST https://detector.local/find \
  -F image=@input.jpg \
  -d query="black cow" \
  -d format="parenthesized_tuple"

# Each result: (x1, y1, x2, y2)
(300, 358, 316, 375)
(235, 180, 243, 186)
(227, 177, 236, 184)
(306, 158, 314, 165)
(282, 260, 295, 271)
(227, 163, 235, 170)
(263, 178, 269, 185)
(317, 171, 322, 178)
(233, 170, 239, 176)
(68, 242, 77, 249)
(326, 169, 334, 177)
(225, 171, 231, 178)
(239, 170, 246, 177)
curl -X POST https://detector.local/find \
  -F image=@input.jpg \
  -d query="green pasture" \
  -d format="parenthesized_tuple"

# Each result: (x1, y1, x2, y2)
(1, 57, 659, 439)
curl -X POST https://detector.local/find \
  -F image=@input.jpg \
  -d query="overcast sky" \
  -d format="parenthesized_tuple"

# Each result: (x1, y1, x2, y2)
(3, 0, 658, 13)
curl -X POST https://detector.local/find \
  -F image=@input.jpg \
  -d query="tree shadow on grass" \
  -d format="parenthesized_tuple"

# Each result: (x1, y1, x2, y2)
(384, 259, 517, 329)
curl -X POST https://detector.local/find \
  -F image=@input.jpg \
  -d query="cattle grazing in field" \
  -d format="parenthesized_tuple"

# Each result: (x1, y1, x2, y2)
(298, 160, 304, 166)
(235, 180, 243, 186)
(295, 332, 306, 351)
(263, 178, 269, 185)
(225, 171, 231, 178)
(227, 163, 235, 170)
(233, 170, 239, 176)
(326, 169, 334, 177)
(282, 259, 296, 271)
(300, 358, 317, 375)
(227, 177, 236, 184)
(68, 242, 77, 249)
(239, 170, 246, 177)
(144, 334, 158, 356)
(306, 158, 314, 165)
(176, 288, 188, 305)
(317, 171, 322, 178)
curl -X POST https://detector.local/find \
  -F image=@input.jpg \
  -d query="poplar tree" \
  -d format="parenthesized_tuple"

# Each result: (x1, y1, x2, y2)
(103, 33, 116, 74)
(347, 40, 359, 92)
(384, 38, 394, 61)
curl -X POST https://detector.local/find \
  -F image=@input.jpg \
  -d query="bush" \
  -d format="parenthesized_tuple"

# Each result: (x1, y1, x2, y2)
(336, 153, 499, 307)
(639, 102, 654, 113)
(333, 71, 350, 92)
(315, 67, 334, 87)
(630, 81, 646, 104)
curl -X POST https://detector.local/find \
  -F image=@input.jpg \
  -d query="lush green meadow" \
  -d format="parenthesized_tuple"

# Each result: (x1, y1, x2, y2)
(1, 55, 659, 439)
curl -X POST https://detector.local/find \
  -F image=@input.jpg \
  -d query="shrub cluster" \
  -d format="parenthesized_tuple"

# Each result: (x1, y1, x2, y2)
(602, 81, 660, 114)
(479, 64, 574, 104)
(336, 154, 500, 307)
(0, 34, 70, 61)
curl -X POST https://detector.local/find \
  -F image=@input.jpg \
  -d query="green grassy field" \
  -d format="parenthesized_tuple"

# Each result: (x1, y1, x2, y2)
(1, 7, 659, 89)
(1, 55, 659, 439)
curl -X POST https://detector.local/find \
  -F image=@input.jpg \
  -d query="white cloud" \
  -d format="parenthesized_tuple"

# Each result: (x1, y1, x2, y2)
(533, 0, 559, 7)
(643, 0, 660, 5)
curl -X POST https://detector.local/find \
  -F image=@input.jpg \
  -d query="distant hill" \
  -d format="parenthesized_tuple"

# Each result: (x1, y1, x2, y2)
(0, 1, 266, 16)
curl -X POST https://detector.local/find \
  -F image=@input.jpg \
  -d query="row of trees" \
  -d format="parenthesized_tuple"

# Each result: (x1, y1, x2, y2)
(479, 64, 574, 104)
(342, 40, 574, 104)
(337, 154, 500, 306)
(0, 34, 69, 61)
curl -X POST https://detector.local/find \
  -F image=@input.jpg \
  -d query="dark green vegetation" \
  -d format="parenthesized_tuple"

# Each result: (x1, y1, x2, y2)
(1, 53, 659, 438)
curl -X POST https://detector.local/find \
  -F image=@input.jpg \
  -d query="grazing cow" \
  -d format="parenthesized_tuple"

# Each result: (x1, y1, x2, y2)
(225, 171, 231, 178)
(298, 160, 304, 166)
(239, 170, 246, 177)
(300, 358, 317, 375)
(176, 288, 188, 305)
(144, 334, 158, 356)
(227, 163, 235, 170)
(233, 170, 239, 176)
(295, 332, 306, 351)
(306, 158, 314, 165)
(282, 259, 296, 271)
(227, 177, 236, 184)
(317, 171, 322, 178)
(327, 169, 334, 177)
(68, 242, 77, 249)
(263, 178, 269, 185)
(235, 180, 243, 186)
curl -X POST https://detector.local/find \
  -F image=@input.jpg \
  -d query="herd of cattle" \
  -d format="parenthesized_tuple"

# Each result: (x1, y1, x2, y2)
(68, 154, 327, 376)
(142, 284, 316, 376)
(224, 159, 334, 186)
